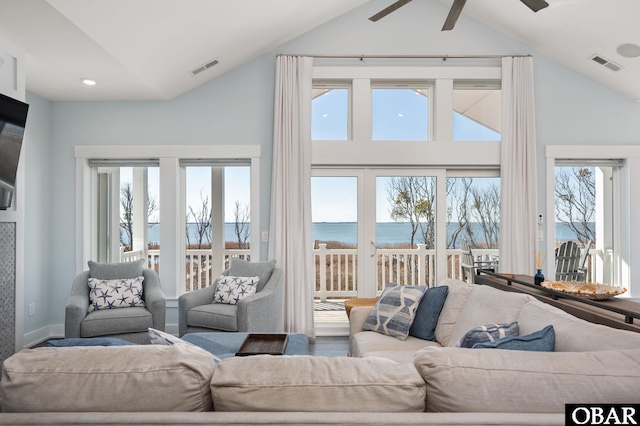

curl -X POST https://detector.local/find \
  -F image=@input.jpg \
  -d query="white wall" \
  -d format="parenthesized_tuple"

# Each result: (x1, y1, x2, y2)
(20, 0, 640, 342)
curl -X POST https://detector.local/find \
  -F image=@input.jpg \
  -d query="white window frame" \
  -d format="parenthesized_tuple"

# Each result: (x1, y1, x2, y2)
(312, 80, 352, 141)
(370, 81, 433, 141)
(545, 145, 640, 298)
(75, 145, 261, 299)
(311, 65, 502, 335)
(311, 66, 502, 166)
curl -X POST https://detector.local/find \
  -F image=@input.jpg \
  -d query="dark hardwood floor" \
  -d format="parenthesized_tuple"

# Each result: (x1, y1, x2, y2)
(308, 336, 350, 357)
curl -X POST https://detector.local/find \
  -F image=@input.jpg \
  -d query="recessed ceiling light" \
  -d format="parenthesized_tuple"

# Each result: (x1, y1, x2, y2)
(82, 78, 96, 86)
(617, 43, 640, 58)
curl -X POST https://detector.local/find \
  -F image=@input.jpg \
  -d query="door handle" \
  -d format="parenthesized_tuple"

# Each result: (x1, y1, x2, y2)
(370, 240, 377, 257)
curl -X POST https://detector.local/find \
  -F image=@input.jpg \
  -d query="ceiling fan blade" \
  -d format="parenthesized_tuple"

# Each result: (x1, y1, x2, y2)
(520, 0, 549, 13)
(369, 0, 412, 22)
(442, 0, 467, 31)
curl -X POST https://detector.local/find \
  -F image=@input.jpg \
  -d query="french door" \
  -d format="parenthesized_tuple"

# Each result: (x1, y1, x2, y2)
(311, 168, 447, 299)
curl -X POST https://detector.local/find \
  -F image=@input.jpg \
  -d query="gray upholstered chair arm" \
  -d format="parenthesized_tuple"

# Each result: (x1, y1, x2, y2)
(178, 270, 228, 336)
(143, 269, 166, 331)
(237, 268, 283, 332)
(65, 271, 91, 338)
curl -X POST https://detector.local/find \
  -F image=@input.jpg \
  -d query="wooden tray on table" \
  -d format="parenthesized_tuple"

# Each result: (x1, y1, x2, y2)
(235, 333, 289, 356)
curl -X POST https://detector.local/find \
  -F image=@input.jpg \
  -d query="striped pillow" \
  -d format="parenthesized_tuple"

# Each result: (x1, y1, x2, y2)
(363, 284, 427, 340)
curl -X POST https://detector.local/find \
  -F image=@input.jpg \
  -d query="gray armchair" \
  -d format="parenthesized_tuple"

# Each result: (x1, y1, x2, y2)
(178, 259, 283, 337)
(65, 260, 166, 344)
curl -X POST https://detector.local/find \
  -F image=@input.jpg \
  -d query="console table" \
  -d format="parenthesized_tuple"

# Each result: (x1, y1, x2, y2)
(475, 269, 640, 333)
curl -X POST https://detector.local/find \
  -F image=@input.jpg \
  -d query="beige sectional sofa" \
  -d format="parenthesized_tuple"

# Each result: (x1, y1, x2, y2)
(1, 278, 639, 425)
(350, 278, 640, 413)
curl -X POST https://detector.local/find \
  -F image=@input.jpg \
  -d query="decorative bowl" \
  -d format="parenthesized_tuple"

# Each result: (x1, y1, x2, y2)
(541, 281, 627, 300)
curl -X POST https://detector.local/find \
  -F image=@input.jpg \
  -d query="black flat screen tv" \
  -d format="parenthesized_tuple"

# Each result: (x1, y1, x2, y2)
(0, 92, 29, 210)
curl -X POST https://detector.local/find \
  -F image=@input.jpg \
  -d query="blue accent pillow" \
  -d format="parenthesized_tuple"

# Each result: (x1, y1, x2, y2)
(363, 283, 426, 340)
(472, 325, 555, 351)
(456, 322, 519, 348)
(46, 337, 136, 347)
(409, 285, 449, 341)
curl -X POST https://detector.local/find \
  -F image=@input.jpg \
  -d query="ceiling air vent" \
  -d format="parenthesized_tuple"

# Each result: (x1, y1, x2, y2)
(590, 55, 623, 72)
(190, 58, 219, 76)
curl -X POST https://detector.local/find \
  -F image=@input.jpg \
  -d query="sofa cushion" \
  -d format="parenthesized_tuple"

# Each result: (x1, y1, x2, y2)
(87, 276, 145, 312)
(228, 258, 275, 293)
(363, 284, 426, 340)
(213, 275, 259, 305)
(433, 279, 475, 347)
(447, 283, 531, 347)
(211, 355, 426, 412)
(517, 299, 640, 351)
(472, 325, 555, 351)
(0, 344, 217, 413)
(88, 259, 145, 280)
(456, 322, 519, 348)
(350, 331, 441, 358)
(409, 285, 449, 341)
(414, 347, 640, 413)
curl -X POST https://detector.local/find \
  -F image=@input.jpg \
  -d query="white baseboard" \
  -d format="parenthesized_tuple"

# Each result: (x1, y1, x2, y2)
(22, 324, 63, 348)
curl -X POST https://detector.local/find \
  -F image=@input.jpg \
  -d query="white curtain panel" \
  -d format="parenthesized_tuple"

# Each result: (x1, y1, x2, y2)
(268, 55, 315, 337)
(499, 56, 538, 274)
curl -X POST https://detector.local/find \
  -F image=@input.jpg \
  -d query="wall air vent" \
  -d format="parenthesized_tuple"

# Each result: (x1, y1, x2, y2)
(190, 58, 219, 76)
(590, 55, 623, 72)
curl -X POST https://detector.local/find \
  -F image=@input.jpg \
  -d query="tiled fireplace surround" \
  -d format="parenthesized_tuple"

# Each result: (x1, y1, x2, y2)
(0, 222, 16, 366)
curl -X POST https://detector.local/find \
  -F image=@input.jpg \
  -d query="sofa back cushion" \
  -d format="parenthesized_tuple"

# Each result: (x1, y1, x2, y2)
(517, 299, 640, 351)
(414, 346, 640, 413)
(211, 355, 426, 412)
(433, 279, 475, 347)
(0, 344, 217, 413)
(446, 284, 532, 347)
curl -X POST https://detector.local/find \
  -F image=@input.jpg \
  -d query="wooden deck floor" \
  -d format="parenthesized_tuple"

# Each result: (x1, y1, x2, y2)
(313, 300, 348, 324)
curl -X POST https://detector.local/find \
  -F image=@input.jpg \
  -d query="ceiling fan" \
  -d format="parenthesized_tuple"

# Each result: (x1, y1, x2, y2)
(369, 0, 549, 31)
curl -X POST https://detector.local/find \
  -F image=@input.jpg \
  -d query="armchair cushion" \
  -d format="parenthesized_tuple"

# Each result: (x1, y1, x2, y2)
(87, 276, 145, 312)
(88, 259, 145, 280)
(228, 258, 275, 292)
(213, 275, 259, 305)
(81, 307, 153, 337)
(188, 303, 238, 332)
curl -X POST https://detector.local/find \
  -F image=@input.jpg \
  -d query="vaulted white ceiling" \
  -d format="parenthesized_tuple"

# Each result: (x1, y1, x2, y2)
(0, 0, 639, 101)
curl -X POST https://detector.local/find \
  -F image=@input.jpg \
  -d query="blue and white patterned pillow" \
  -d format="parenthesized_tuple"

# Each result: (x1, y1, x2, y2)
(456, 322, 519, 348)
(87, 276, 145, 312)
(472, 325, 555, 351)
(213, 275, 259, 305)
(362, 283, 427, 340)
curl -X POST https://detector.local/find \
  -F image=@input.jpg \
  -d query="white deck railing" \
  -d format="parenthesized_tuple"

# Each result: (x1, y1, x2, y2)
(121, 248, 250, 292)
(121, 245, 601, 299)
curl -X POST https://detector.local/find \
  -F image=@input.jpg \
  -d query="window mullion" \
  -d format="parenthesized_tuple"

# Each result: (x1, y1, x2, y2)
(351, 79, 371, 142)
(434, 79, 453, 142)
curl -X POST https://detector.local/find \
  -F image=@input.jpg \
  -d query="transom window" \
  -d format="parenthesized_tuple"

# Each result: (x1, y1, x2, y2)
(372, 83, 430, 141)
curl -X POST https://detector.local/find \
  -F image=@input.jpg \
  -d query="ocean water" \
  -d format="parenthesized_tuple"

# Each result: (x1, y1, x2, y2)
(138, 222, 592, 248)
